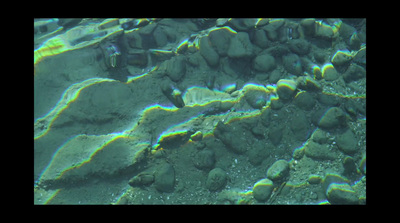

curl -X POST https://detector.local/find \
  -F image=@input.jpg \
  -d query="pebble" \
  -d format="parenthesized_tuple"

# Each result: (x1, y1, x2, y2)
(266, 159, 290, 182)
(252, 178, 274, 202)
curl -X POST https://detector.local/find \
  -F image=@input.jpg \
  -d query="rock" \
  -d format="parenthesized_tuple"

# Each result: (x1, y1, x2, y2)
(166, 55, 186, 82)
(199, 36, 220, 67)
(304, 140, 336, 160)
(307, 174, 323, 184)
(160, 81, 185, 108)
(128, 172, 154, 187)
(276, 79, 297, 101)
(266, 159, 290, 182)
(208, 28, 234, 56)
(290, 111, 311, 141)
(126, 50, 148, 67)
(326, 183, 359, 204)
(252, 178, 274, 202)
(310, 128, 328, 144)
(342, 63, 366, 82)
(153, 26, 168, 47)
(193, 149, 215, 170)
(227, 32, 253, 58)
(300, 18, 316, 37)
(214, 121, 247, 154)
(244, 87, 270, 109)
(227, 18, 257, 31)
(318, 107, 346, 130)
(336, 129, 358, 154)
(248, 141, 271, 166)
(268, 126, 283, 146)
(288, 39, 311, 55)
(154, 163, 175, 192)
(294, 91, 315, 111)
(342, 156, 357, 175)
(253, 53, 276, 72)
(269, 69, 282, 84)
(322, 63, 338, 81)
(331, 50, 353, 66)
(282, 53, 303, 76)
(190, 131, 203, 141)
(315, 22, 335, 39)
(206, 168, 227, 191)
(263, 19, 285, 41)
(253, 29, 270, 48)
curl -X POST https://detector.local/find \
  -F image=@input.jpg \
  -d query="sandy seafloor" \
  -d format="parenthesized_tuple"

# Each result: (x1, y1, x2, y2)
(34, 18, 366, 204)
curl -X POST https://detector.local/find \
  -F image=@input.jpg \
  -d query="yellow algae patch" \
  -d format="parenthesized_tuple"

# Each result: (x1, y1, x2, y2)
(34, 78, 116, 140)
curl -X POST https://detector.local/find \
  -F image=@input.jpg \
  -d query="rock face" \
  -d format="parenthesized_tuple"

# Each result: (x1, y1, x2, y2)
(154, 163, 175, 192)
